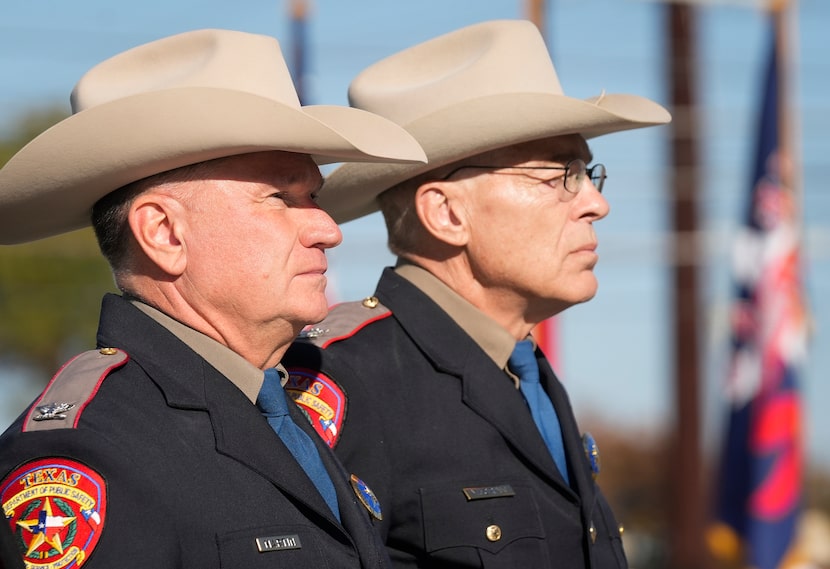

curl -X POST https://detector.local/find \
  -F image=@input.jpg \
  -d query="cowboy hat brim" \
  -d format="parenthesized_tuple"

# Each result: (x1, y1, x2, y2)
(0, 87, 426, 244)
(319, 90, 671, 224)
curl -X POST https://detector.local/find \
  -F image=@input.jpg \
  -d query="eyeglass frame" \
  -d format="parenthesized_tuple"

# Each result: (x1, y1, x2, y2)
(438, 158, 607, 195)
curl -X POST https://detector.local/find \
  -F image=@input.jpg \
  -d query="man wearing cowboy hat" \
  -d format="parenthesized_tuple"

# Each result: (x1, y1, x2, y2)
(284, 20, 671, 569)
(0, 29, 426, 568)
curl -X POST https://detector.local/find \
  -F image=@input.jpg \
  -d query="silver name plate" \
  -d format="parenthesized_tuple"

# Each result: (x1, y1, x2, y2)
(462, 485, 516, 501)
(256, 534, 302, 553)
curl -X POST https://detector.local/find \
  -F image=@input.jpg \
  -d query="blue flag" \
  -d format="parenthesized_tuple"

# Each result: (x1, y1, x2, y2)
(709, 17, 808, 569)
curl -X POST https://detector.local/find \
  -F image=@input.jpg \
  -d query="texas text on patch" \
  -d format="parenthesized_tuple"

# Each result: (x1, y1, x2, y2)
(285, 368, 347, 448)
(2, 458, 107, 568)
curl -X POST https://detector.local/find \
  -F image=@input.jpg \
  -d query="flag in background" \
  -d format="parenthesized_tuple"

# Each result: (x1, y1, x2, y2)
(533, 317, 559, 371)
(708, 13, 808, 569)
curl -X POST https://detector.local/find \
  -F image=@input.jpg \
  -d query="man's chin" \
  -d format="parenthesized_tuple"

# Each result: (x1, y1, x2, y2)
(303, 299, 332, 325)
(561, 284, 599, 309)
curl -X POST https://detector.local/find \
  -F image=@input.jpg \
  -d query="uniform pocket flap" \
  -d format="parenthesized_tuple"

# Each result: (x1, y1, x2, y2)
(420, 482, 545, 555)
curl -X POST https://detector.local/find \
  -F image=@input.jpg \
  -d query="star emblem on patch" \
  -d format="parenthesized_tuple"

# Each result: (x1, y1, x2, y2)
(2, 458, 107, 567)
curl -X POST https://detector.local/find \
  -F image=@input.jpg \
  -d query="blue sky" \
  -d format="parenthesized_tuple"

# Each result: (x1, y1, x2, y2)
(1, 0, 828, 468)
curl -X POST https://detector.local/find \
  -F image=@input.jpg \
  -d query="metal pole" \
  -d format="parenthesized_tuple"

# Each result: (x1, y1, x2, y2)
(526, 0, 547, 40)
(289, 0, 309, 104)
(666, 4, 708, 569)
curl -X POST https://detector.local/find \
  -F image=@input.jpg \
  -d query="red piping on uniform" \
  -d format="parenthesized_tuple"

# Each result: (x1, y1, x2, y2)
(23, 352, 85, 427)
(73, 352, 130, 428)
(320, 311, 392, 349)
(22, 350, 131, 431)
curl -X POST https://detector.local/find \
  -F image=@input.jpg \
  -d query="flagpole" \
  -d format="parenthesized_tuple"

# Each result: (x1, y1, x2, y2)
(773, 0, 791, 195)
(773, 0, 805, 244)
(772, 9, 812, 567)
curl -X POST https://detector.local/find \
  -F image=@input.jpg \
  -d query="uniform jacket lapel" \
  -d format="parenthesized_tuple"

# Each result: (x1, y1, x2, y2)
(537, 355, 598, 515)
(186, 338, 389, 567)
(96, 294, 348, 532)
(375, 270, 575, 495)
(205, 369, 343, 525)
(303, 406, 390, 569)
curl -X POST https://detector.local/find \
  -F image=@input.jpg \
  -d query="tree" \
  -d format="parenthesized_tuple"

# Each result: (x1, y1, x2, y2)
(0, 108, 116, 378)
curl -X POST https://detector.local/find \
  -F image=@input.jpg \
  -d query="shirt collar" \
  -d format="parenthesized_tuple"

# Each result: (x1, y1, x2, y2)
(130, 299, 267, 403)
(394, 261, 523, 377)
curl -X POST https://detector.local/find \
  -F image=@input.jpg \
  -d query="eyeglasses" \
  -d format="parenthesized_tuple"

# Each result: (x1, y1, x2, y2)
(440, 158, 607, 194)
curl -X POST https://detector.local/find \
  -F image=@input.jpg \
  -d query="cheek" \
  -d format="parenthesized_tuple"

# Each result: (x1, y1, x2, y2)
(255, 242, 296, 290)
(212, 227, 290, 284)
(519, 209, 569, 262)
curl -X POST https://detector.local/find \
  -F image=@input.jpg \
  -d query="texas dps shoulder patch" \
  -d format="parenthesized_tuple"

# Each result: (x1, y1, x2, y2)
(284, 368, 346, 448)
(2, 458, 106, 568)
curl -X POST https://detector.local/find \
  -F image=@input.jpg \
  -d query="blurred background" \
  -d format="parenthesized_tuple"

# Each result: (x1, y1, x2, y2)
(0, 1, 827, 568)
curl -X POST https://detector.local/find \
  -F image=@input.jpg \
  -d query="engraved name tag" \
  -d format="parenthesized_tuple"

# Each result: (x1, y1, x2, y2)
(256, 534, 302, 553)
(462, 485, 516, 501)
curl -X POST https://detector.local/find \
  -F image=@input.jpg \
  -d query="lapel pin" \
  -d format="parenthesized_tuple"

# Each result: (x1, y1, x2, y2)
(582, 432, 601, 480)
(350, 474, 382, 521)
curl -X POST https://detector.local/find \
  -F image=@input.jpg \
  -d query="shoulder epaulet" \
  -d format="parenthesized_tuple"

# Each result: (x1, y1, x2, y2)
(23, 347, 129, 432)
(297, 296, 390, 349)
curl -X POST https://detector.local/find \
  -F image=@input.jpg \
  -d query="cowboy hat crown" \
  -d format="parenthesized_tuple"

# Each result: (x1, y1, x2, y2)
(0, 28, 426, 244)
(318, 19, 671, 223)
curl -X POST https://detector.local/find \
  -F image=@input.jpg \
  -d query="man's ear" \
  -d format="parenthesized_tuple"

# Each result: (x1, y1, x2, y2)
(128, 194, 187, 277)
(414, 182, 470, 248)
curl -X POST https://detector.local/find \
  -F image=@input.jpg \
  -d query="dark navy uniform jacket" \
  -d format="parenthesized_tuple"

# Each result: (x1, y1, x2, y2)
(0, 294, 390, 569)
(284, 268, 628, 569)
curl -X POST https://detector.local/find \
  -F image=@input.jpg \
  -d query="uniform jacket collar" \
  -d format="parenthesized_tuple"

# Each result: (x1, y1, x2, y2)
(95, 294, 386, 566)
(374, 269, 598, 509)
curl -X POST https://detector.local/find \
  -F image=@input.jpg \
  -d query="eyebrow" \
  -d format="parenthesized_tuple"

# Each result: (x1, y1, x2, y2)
(545, 150, 593, 164)
(272, 170, 324, 195)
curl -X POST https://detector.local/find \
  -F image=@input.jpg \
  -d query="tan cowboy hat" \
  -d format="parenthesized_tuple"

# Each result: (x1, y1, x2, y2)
(0, 28, 426, 244)
(319, 19, 672, 224)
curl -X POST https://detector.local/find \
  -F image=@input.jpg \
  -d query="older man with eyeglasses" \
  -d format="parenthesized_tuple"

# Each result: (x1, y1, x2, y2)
(284, 20, 670, 569)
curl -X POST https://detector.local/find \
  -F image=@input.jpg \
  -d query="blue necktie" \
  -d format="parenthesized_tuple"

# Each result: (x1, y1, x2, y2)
(509, 340, 570, 486)
(257, 368, 340, 520)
